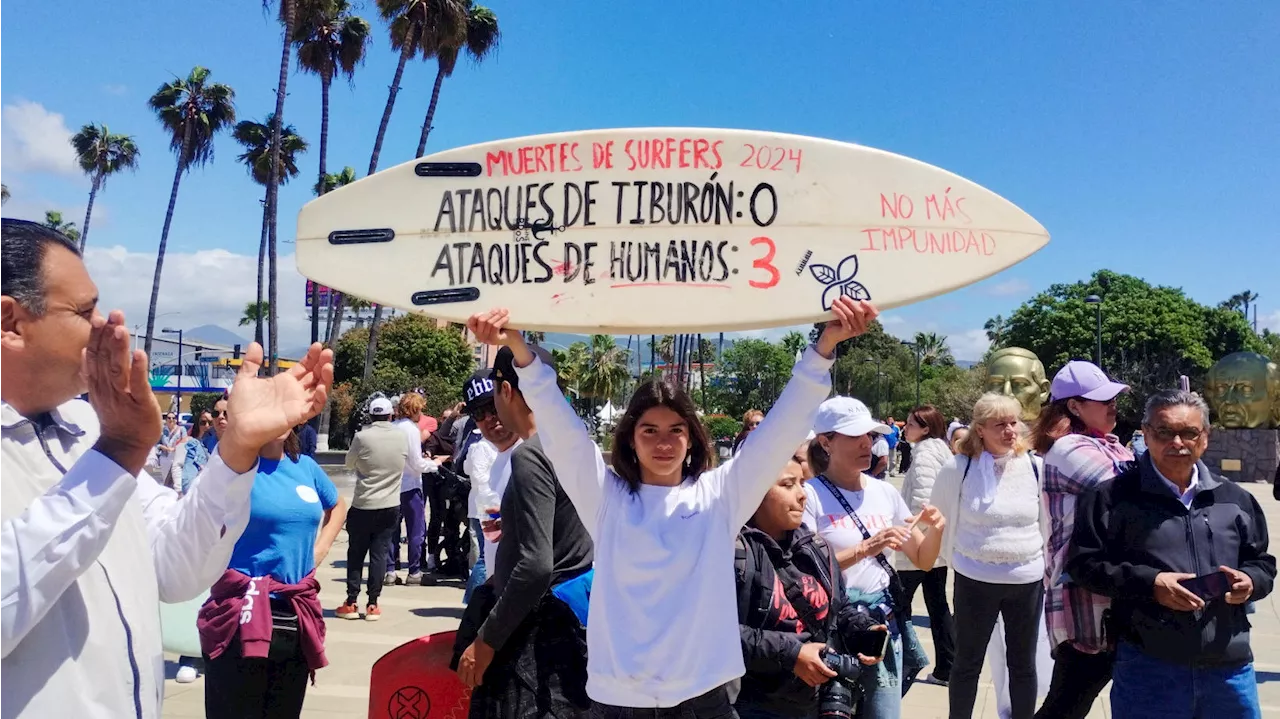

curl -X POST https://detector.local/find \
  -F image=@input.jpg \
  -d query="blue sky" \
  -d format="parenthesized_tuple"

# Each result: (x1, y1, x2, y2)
(3, 1, 1277, 359)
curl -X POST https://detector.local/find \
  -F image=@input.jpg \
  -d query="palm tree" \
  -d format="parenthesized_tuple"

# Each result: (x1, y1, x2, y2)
(1, 184, 9, 205)
(145, 66, 235, 360)
(579, 335, 631, 430)
(524, 330, 546, 345)
(983, 314, 1008, 348)
(361, 0, 469, 383)
(42, 211, 81, 244)
(294, 0, 371, 341)
(70, 124, 140, 251)
(233, 114, 308, 347)
(315, 165, 358, 196)
(914, 331, 954, 366)
(415, 1, 499, 157)
(780, 331, 807, 360)
(239, 300, 271, 327)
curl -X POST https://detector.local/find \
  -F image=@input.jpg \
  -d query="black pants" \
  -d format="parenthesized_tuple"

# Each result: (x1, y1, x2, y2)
(590, 686, 737, 719)
(900, 566, 955, 681)
(1034, 642, 1114, 719)
(425, 472, 447, 562)
(203, 605, 308, 718)
(345, 505, 398, 605)
(949, 573, 1044, 719)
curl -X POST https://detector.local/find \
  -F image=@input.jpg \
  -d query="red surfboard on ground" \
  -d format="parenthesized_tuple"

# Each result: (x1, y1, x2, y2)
(369, 631, 470, 719)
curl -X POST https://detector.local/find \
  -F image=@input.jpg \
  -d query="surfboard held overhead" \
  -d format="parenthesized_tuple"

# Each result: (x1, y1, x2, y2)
(296, 128, 1049, 334)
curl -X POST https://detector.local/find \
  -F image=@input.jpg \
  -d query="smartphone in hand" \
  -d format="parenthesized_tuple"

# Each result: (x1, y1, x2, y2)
(845, 628, 890, 659)
(1178, 571, 1232, 601)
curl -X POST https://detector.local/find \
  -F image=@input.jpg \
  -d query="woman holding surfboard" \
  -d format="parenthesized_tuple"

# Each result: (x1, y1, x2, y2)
(467, 297, 874, 719)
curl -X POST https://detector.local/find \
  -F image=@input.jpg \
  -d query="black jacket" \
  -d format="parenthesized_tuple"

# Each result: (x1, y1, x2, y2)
(1067, 454, 1276, 667)
(734, 525, 872, 714)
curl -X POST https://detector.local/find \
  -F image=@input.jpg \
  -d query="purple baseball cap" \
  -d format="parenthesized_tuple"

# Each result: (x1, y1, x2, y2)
(1050, 360, 1130, 402)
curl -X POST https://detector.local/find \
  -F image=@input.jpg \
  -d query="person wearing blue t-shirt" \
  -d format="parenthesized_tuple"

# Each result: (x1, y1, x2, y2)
(202, 429, 347, 718)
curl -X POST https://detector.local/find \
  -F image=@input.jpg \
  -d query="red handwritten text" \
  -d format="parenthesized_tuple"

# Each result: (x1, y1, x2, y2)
(623, 138, 724, 171)
(486, 142, 584, 177)
(739, 144, 803, 173)
(859, 227, 996, 256)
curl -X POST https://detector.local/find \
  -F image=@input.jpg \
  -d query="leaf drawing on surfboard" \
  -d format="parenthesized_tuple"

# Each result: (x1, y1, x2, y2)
(809, 254, 870, 310)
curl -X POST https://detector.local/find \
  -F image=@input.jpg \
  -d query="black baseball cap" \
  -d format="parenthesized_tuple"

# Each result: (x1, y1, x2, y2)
(463, 369, 496, 413)
(492, 345, 556, 394)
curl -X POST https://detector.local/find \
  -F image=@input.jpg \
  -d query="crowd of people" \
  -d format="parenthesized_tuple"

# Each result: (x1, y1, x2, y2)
(1, 217, 1274, 719)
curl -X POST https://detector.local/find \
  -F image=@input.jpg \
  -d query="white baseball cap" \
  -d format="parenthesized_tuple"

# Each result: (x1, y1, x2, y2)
(813, 397, 892, 437)
(369, 397, 394, 416)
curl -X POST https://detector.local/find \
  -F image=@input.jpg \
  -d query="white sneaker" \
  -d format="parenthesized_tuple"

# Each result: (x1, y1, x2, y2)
(175, 665, 198, 684)
(384, 571, 398, 586)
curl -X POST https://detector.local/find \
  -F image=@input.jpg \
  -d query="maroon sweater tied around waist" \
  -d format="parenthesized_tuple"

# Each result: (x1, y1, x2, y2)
(197, 569, 328, 680)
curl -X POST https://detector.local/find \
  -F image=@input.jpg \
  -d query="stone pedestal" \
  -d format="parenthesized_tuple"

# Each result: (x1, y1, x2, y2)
(1204, 428, 1279, 483)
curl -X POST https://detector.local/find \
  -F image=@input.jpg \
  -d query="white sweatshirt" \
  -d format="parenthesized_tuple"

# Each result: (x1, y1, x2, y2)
(515, 347, 833, 707)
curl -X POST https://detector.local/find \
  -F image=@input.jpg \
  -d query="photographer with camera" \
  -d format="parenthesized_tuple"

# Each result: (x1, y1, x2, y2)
(734, 456, 886, 719)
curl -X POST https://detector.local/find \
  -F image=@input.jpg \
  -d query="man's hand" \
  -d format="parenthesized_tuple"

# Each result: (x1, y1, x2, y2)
(467, 309, 534, 368)
(481, 506, 502, 538)
(457, 637, 495, 687)
(1220, 565, 1254, 605)
(816, 298, 879, 358)
(1153, 572, 1205, 612)
(218, 342, 334, 474)
(86, 311, 162, 476)
(793, 642, 838, 687)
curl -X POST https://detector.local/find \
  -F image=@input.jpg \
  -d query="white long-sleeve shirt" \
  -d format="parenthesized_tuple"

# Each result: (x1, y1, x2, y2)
(394, 418, 439, 493)
(515, 346, 833, 707)
(464, 435, 499, 520)
(1, 399, 255, 719)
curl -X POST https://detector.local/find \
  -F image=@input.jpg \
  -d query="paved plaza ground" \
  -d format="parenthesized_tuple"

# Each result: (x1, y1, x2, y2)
(161, 472, 1280, 718)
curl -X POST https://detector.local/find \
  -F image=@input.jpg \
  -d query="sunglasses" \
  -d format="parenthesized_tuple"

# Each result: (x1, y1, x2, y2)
(199, 419, 212, 425)
(472, 405, 496, 421)
(1147, 425, 1203, 443)
(211, 409, 227, 419)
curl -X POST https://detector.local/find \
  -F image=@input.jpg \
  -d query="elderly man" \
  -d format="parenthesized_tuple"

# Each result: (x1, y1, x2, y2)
(0, 219, 334, 719)
(1067, 389, 1275, 719)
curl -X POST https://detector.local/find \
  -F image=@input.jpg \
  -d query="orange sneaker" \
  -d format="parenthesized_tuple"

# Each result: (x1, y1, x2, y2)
(336, 602, 360, 620)
(365, 604, 382, 621)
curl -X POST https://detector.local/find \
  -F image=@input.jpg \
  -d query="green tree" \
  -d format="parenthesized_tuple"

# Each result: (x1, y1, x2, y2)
(780, 331, 807, 360)
(710, 339, 795, 418)
(1258, 329, 1280, 365)
(145, 66, 236, 360)
(233, 114, 308, 347)
(999, 270, 1263, 427)
(414, 1, 500, 156)
(42, 211, 81, 244)
(524, 330, 547, 345)
(579, 335, 632, 427)
(239, 300, 271, 328)
(188, 391, 224, 419)
(294, 0, 371, 342)
(71, 123, 140, 251)
(914, 331, 954, 366)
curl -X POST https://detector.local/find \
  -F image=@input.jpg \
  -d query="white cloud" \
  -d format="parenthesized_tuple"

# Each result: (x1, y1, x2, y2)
(981, 278, 1032, 297)
(1, 100, 80, 177)
(84, 244, 312, 352)
(1259, 309, 1280, 334)
(947, 329, 992, 362)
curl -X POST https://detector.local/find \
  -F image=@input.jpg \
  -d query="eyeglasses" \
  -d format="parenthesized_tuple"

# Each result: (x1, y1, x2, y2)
(472, 405, 496, 421)
(1147, 426, 1203, 443)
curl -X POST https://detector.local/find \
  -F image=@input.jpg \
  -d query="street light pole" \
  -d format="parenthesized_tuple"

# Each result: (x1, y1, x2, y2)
(863, 356, 882, 416)
(901, 340, 921, 407)
(1085, 295, 1103, 369)
(162, 328, 183, 414)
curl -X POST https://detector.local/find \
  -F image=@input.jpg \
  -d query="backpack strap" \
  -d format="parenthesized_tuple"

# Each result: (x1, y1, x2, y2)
(734, 534, 752, 621)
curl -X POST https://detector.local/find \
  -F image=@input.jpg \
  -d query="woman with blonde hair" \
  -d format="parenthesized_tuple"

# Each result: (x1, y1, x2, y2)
(931, 393, 1047, 719)
(733, 409, 765, 455)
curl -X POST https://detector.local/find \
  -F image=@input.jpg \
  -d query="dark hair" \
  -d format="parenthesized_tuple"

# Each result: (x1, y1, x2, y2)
(1031, 398, 1088, 455)
(908, 405, 947, 441)
(492, 344, 560, 396)
(611, 378, 714, 494)
(807, 432, 835, 475)
(283, 429, 301, 462)
(2, 219, 82, 315)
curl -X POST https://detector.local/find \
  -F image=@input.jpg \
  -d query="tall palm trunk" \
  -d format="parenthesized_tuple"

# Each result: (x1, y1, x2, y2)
(359, 40, 417, 385)
(698, 333, 706, 410)
(265, 0, 295, 374)
(255, 191, 269, 346)
(144, 126, 192, 360)
(650, 335, 656, 379)
(311, 73, 331, 345)
(370, 39, 415, 175)
(415, 66, 447, 158)
(79, 173, 102, 252)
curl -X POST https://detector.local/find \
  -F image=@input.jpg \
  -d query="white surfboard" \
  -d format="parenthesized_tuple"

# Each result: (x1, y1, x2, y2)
(296, 128, 1048, 333)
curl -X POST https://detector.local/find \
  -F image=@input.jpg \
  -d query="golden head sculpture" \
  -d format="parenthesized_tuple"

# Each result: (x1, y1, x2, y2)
(984, 347, 1050, 421)
(1205, 351, 1280, 429)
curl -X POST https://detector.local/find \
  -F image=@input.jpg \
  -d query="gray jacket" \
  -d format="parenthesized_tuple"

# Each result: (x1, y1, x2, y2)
(345, 421, 407, 510)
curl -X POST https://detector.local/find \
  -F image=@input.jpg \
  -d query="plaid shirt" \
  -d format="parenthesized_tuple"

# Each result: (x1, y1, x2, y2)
(1042, 432, 1134, 653)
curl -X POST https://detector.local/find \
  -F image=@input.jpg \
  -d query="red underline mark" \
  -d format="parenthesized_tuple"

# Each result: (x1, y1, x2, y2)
(609, 282, 732, 289)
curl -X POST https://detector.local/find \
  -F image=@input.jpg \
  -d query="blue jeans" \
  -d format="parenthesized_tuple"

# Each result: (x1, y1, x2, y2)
(1111, 643, 1261, 719)
(387, 488, 425, 575)
(858, 633, 903, 719)
(463, 518, 487, 604)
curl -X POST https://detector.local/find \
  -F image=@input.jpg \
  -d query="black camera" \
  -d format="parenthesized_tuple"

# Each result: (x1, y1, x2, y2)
(816, 642, 863, 719)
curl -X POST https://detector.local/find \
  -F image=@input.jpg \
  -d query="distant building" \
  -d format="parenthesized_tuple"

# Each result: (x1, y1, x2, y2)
(144, 335, 301, 412)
